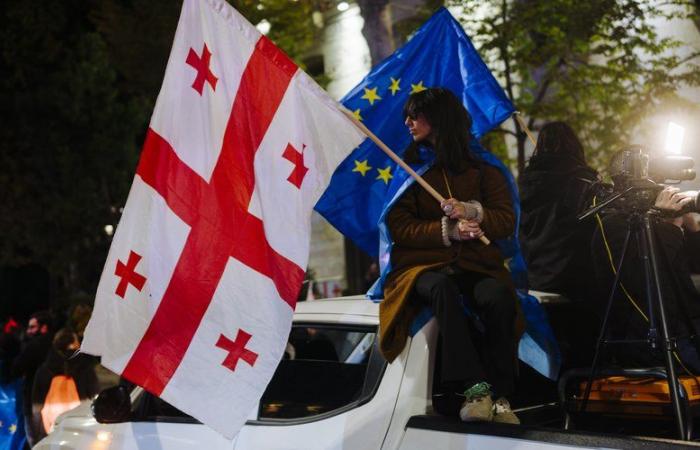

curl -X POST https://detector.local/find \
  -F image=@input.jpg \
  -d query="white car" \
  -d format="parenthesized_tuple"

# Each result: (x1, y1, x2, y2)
(35, 296, 697, 449)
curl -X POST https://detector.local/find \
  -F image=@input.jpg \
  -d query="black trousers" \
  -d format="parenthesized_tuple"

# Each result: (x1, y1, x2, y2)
(414, 270, 517, 398)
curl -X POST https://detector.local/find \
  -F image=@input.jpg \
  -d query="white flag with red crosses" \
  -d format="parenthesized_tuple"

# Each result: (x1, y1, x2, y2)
(81, 0, 365, 438)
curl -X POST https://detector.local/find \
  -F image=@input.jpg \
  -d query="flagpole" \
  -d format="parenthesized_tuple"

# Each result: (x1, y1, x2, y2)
(340, 107, 490, 246)
(514, 112, 537, 146)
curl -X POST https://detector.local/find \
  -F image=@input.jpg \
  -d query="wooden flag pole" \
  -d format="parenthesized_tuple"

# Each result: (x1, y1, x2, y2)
(340, 107, 490, 246)
(514, 112, 537, 147)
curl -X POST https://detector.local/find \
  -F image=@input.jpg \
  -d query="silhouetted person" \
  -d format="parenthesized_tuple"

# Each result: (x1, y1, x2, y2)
(519, 121, 599, 300)
(31, 328, 98, 443)
(11, 310, 53, 447)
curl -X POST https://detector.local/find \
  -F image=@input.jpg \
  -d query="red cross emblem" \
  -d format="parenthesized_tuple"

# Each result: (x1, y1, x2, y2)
(216, 329, 258, 371)
(282, 143, 308, 189)
(114, 251, 147, 298)
(186, 43, 218, 95)
(121, 37, 304, 395)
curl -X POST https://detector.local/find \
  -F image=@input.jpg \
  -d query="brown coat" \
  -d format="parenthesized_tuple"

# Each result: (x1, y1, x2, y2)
(379, 162, 525, 361)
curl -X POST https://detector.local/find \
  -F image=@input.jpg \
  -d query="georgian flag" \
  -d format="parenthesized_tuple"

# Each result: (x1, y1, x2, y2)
(82, 0, 365, 438)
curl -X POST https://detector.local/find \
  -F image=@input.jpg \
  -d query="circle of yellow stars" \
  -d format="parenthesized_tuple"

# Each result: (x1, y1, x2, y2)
(351, 78, 428, 122)
(348, 77, 429, 185)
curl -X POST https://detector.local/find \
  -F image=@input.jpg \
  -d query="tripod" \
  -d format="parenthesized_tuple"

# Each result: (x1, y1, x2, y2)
(579, 196, 688, 440)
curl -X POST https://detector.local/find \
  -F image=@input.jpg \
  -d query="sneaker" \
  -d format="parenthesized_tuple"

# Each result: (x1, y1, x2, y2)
(492, 397, 520, 424)
(459, 382, 493, 422)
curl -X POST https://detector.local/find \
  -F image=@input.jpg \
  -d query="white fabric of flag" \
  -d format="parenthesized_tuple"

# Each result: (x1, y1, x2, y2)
(82, 0, 365, 438)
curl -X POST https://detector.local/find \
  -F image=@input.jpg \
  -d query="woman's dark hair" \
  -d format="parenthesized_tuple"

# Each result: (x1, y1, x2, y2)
(403, 87, 475, 171)
(52, 328, 78, 357)
(533, 121, 586, 164)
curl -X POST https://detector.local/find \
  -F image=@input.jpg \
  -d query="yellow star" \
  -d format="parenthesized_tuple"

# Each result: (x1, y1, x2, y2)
(410, 81, 427, 94)
(389, 77, 401, 96)
(9, 423, 17, 434)
(352, 159, 372, 176)
(376, 166, 393, 184)
(352, 108, 363, 122)
(361, 87, 382, 105)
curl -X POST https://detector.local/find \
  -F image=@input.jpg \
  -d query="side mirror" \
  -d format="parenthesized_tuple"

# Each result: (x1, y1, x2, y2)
(92, 385, 132, 423)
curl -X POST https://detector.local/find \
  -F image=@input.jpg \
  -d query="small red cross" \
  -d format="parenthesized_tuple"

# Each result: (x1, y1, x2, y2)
(115, 251, 147, 298)
(216, 329, 258, 371)
(186, 43, 218, 95)
(282, 143, 308, 189)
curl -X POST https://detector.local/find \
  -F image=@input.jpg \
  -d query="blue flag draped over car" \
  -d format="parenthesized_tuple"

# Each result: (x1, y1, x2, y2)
(314, 7, 560, 379)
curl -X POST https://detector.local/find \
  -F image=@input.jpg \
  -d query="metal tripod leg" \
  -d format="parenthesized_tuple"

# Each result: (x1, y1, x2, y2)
(580, 223, 633, 413)
(641, 214, 687, 439)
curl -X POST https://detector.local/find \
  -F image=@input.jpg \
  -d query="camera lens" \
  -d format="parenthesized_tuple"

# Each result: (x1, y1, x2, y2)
(649, 155, 695, 182)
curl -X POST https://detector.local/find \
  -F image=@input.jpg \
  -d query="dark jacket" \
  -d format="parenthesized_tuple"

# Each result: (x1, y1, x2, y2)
(519, 154, 599, 299)
(11, 333, 53, 415)
(685, 230, 700, 274)
(381, 163, 525, 362)
(0, 332, 20, 384)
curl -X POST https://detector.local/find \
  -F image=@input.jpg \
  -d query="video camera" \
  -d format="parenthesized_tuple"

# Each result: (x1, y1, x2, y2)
(603, 145, 698, 214)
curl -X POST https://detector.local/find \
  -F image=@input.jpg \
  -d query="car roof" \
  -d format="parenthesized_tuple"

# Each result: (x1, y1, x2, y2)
(293, 295, 379, 326)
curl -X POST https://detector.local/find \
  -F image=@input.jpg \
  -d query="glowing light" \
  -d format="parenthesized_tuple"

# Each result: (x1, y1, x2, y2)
(664, 122, 685, 154)
(96, 431, 112, 442)
(256, 19, 271, 35)
(337, 2, 350, 12)
(104, 225, 114, 236)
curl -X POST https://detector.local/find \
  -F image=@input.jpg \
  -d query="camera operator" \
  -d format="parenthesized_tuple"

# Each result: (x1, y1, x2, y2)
(681, 213, 700, 274)
(591, 181, 700, 373)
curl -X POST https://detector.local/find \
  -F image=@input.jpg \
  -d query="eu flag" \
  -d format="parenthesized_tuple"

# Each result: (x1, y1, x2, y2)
(314, 7, 515, 257)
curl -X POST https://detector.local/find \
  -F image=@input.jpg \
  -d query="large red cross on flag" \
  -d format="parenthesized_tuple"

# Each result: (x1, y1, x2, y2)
(81, 0, 364, 438)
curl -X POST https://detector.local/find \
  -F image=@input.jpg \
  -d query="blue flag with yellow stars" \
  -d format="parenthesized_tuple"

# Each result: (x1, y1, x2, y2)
(314, 7, 515, 256)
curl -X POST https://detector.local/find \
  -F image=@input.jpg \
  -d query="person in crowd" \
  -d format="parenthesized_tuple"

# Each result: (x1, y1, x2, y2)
(591, 150, 700, 373)
(67, 303, 92, 341)
(30, 328, 99, 443)
(0, 318, 21, 383)
(519, 121, 600, 300)
(379, 87, 523, 424)
(10, 310, 53, 446)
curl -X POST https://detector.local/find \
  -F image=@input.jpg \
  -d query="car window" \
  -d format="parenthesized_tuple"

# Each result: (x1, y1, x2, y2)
(258, 324, 383, 421)
(127, 324, 384, 424)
